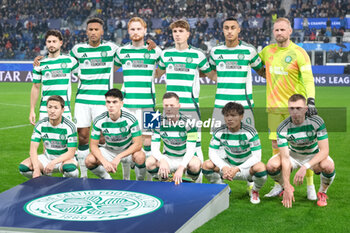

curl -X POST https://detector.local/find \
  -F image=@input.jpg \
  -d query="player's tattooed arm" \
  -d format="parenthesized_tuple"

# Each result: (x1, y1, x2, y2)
(256, 67, 266, 79)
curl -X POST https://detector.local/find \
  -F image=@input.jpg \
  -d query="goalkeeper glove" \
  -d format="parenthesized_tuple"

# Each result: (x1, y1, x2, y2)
(306, 97, 318, 117)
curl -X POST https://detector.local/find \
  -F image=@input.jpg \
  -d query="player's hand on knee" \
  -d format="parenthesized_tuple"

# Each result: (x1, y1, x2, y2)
(306, 98, 318, 117)
(103, 161, 116, 173)
(111, 158, 121, 172)
(44, 162, 55, 175)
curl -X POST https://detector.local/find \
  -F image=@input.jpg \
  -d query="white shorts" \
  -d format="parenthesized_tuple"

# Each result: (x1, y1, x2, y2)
(38, 154, 77, 175)
(99, 147, 133, 164)
(74, 103, 107, 128)
(162, 155, 186, 173)
(127, 107, 153, 135)
(272, 151, 334, 171)
(211, 107, 255, 132)
(40, 112, 72, 121)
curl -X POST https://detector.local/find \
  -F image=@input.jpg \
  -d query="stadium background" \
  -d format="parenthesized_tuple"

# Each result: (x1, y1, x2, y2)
(0, 0, 349, 232)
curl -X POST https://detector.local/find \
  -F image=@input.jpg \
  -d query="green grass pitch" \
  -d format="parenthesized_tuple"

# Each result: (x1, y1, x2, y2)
(0, 82, 349, 233)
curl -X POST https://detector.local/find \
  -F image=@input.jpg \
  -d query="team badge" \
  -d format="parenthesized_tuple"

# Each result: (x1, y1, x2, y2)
(239, 140, 248, 146)
(59, 134, 66, 140)
(126, 61, 132, 67)
(186, 57, 193, 63)
(44, 141, 50, 148)
(84, 60, 90, 66)
(285, 56, 292, 63)
(44, 72, 51, 79)
(24, 190, 163, 221)
(179, 131, 186, 137)
(238, 54, 245, 60)
(120, 126, 127, 133)
(144, 53, 151, 59)
(101, 51, 107, 57)
(168, 64, 174, 70)
(61, 63, 67, 68)
(306, 131, 314, 138)
(218, 62, 225, 70)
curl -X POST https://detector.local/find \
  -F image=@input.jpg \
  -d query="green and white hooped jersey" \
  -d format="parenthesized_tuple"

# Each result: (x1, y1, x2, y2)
(114, 43, 161, 108)
(152, 115, 198, 157)
(158, 46, 211, 111)
(70, 41, 119, 105)
(210, 123, 261, 166)
(32, 55, 78, 116)
(31, 116, 78, 158)
(91, 109, 142, 151)
(277, 115, 328, 156)
(209, 41, 263, 109)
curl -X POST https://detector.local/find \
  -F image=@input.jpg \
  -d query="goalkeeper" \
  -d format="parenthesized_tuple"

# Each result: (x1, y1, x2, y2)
(259, 17, 318, 199)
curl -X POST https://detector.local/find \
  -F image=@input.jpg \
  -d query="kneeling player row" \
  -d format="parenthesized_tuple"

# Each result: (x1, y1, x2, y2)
(19, 91, 335, 208)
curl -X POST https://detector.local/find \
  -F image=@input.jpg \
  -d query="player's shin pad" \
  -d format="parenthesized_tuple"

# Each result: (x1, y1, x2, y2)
(77, 144, 89, 178)
(90, 165, 112, 179)
(202, 169, 223, 184)
(252, 171, 267, 191)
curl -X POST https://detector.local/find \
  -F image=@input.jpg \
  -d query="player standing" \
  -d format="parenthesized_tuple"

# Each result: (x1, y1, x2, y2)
(266, 94, 335, 207)
(202, 102, 267, 204)
(70, 18, 119, 178)
(155, 20, 217, 182)
(114, 17, 161, 180)
(209, 17, 265, 128)
(259, 18, 318, 199)
(29, 30, 78, 125)
(20, 95, 78, 178)
(85, 88, 145, 180)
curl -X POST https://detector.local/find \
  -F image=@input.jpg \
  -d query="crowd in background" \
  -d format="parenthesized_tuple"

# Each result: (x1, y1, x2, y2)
(0, 0, 349, 62)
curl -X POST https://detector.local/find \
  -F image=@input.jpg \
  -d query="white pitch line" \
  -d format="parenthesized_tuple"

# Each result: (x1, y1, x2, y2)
(0, 124, 32, 131)
(0, 102, 29, 107)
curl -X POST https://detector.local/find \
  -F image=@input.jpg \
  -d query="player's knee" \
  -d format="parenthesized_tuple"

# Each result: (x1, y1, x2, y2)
(320, 159, 335, 174)
(85, 154, 96, 168)
(266, 159, 280, 173)
(142, 135, 152, 146)
(133, 151, 146, 165)
(202, 160, 214, 170)
(146, 156, 157, 170)
(253, 162, 266, 172)
(78, 132, 90, 145)
(188, 158, 201, 172)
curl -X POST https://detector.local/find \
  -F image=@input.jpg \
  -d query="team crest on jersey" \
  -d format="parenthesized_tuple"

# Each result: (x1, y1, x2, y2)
(120, 126, 127, 133)
(61, 63, 67, 68)
(238, 54, 245, 60)
(186, 57, 193, 63)
(168, 64, 174, 70)
(126, 60, 132, 67)
(59, 134, 66, 141)
(179, 131, 186, 137)
(84, 60, 90, 66)
(218, 62, 225, 70)
(144, 53, 151, 59)
(44, 141, 50, 148)
(306, 131, 315, 138)
(285, 56, 292, 63)
(101, 51, 107, 57)
(239, 140, 248, 146)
